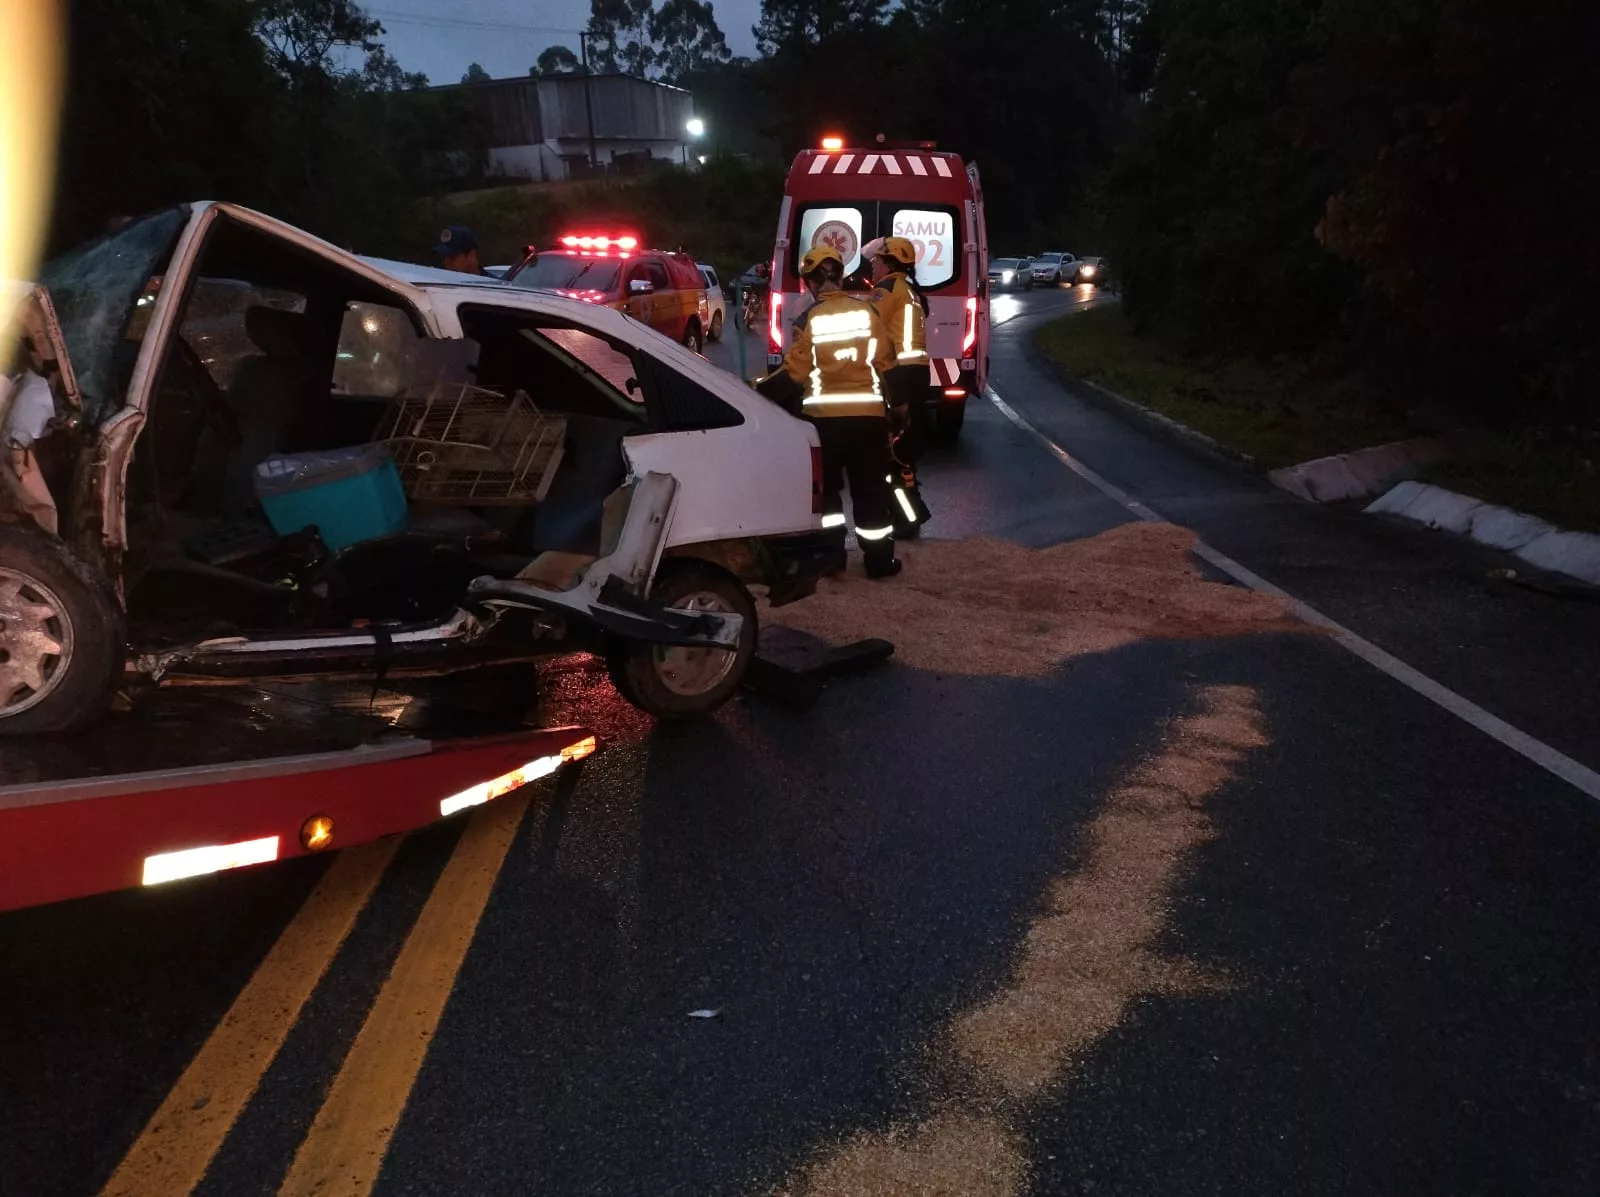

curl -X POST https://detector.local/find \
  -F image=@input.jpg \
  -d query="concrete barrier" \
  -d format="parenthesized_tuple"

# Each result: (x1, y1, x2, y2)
(1366, 482, 1600, 587)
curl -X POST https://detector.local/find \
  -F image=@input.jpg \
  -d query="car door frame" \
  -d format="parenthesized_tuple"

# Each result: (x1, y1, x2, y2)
(644, 259, 675, 336)
(91, 202, 438, 575)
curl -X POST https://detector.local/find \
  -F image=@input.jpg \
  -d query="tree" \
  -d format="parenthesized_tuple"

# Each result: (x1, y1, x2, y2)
(362, 46, 427, 91)
(461, 62, 492, 83)
(753, 0, 889, 57)
(533, 45, 583, 74)
(254, 0, 382, 80)
(588, 0, 658, 75)
(651, 0, 732, 81)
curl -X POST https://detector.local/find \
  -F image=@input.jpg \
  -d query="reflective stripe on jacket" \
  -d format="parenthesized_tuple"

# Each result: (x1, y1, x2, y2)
(779, 292, 895, 419)
(869, 274, 928, 366)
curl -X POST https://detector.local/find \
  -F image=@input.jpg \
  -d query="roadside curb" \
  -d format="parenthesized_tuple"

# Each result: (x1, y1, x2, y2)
(1367, 481, 1600, 587)
(1030, 352, 1258, 472)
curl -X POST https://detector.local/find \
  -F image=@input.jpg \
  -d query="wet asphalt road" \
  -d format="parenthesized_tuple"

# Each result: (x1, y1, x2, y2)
(5, 285, 1600, 1196)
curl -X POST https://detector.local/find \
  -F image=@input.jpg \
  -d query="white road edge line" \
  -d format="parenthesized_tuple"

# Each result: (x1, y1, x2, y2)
(985, 385, 1600, 803)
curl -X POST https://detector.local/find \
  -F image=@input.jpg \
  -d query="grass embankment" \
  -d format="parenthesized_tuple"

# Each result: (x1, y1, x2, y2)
(1034, 305, 1414, 470)
(1035, 306, 1600, 532)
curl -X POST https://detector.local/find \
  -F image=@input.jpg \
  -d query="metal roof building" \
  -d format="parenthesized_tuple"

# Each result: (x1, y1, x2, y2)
(439, 73, 697, 180)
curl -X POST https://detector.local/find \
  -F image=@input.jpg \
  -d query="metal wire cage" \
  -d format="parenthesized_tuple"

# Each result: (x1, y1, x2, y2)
(378, 383, 566, 505)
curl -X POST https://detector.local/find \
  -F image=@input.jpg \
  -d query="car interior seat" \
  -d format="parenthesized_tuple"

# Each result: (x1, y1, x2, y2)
(218, 306, 332, 513)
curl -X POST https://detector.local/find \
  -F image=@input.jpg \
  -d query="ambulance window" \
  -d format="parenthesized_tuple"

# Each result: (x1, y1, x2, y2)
(796, 205, 866, 277)
(889, 207, 960, 288)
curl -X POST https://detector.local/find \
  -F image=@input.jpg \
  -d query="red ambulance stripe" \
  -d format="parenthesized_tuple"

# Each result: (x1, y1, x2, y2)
(883, 155, 902, 175)
(859, 153, 880, 174)
(933, 157, 953, 178)
(907, 156, 927, 177)
(833, 154, 855, 174)
(808, 155, 829, 175)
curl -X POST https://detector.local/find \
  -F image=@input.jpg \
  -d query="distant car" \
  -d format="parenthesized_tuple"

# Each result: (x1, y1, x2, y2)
(697, 264, 726, 341)
(1031, 252, 1080, 286)
(987, 257, 1034, 292)
(1072, 256, 1106, 285)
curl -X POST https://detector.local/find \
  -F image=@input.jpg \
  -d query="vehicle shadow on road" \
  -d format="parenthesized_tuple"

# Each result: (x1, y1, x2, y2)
(375, 638, 1231, 1195)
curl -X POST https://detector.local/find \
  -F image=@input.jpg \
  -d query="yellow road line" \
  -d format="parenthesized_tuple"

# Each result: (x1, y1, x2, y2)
(102, 839, 400, 1197)
(279, 794, 529, 1197)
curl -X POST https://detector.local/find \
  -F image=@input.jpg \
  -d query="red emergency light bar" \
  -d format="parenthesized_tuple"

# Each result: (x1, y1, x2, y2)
(559, 234, 639, 251)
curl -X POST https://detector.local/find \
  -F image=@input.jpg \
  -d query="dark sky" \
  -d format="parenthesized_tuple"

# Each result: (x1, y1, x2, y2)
(363, 0, 763, 85)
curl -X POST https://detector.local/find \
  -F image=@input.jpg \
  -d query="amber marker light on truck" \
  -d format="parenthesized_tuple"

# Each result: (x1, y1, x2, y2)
(300, 815, 336, 852)
(438, 735, 600, 818)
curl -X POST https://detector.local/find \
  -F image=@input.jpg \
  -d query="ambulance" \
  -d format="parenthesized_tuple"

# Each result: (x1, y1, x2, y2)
(766, 138, 990, 443)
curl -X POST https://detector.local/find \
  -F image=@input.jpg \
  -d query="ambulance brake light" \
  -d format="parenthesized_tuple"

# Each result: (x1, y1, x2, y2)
(962, 296, 978, 354)
(769, 289, 785, 352)
(820, 136, 844, 152)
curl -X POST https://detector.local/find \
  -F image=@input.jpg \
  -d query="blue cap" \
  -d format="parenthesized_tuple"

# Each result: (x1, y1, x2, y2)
(434, 226, 479, 256)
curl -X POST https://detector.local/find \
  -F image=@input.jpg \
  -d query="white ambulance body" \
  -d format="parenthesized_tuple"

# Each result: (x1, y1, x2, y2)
(767, 142, 990, 443)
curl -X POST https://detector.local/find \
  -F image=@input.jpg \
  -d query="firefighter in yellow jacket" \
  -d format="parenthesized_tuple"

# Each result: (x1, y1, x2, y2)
(863, 235, 931, 537)
(756, 245, 902, 578)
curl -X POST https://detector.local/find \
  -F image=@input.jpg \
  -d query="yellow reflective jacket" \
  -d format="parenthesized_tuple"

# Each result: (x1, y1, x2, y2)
(779, 291, 894, 419)
(869, 273, 928, 367)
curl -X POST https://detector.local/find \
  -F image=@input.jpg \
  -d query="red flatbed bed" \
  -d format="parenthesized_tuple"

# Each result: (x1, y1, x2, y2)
(0, 682, 594, 912)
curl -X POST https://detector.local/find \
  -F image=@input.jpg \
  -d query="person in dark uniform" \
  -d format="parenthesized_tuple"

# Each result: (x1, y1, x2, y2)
(756, 245, 902, 578)
(863, 235, 931, 537)
(433, 225, 487, 276)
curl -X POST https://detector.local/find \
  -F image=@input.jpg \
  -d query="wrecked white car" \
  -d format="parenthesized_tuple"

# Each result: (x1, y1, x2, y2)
(0, 203, 836, 734)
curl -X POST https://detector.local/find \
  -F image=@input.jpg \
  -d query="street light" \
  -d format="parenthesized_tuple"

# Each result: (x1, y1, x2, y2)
(684, 117, 705, 166)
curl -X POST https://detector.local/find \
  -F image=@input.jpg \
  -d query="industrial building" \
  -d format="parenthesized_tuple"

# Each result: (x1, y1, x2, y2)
(439, 72, 698, 180)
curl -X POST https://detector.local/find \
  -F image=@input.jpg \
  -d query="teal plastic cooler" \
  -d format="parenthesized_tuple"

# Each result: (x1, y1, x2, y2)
(253, 445, 408, 551)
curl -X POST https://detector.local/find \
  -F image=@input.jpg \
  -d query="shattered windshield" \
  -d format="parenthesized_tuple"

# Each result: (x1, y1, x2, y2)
(38, 207, 187, 420)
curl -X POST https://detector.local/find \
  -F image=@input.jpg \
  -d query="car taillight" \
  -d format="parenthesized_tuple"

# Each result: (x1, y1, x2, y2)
(962, 296, 978, 354)
(811, 445, 823, 513)
(769, 291, 784, 353)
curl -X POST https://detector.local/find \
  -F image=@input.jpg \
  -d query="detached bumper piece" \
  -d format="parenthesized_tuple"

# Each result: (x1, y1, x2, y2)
(743, 626, 894, 711)
(469, 575, 744, 649)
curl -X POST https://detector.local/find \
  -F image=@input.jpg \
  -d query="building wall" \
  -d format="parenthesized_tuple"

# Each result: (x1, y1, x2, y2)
(536, 75, 693, 142)
(489, 139, 689, 182)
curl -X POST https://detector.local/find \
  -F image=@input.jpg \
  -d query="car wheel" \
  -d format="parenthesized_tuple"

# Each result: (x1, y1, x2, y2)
(930, 400, 966, 447)
(0, 525, 125, 735)
(708, 311, 723, 342)
(607, 560, 757, 719)
(683, 320, 705, 355)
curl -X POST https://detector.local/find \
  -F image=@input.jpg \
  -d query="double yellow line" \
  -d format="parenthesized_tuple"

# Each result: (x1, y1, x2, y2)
(103, 793, 533, 1197)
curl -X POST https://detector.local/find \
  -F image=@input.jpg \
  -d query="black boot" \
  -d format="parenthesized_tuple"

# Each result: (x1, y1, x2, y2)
(862, 541, 902, 578)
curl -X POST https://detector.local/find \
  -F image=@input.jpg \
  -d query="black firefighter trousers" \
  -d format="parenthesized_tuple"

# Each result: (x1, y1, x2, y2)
(814, 415, 897, 569)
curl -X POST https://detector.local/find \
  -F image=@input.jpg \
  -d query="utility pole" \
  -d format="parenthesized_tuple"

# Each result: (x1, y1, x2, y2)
(579, 31, 600, 174)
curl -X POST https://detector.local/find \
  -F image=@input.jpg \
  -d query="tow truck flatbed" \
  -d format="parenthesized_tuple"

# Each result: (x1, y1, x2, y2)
(0, 682, 595, 912)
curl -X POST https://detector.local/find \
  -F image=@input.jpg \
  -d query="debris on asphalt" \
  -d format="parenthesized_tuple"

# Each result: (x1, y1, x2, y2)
(782, 1110, 1024, 1197)
(686, 1008, 722, 1019)
(781, 685, 1267, 1195)
(767, 523, 1302, 678)
(950, 683, 1263, 1097)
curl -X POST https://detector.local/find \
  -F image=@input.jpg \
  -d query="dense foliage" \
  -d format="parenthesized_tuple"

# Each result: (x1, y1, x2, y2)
(1108, 0, 1599, 423)
(48, 0, 1596, 424)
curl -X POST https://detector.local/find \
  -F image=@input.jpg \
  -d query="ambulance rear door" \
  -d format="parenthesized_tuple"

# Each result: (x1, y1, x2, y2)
(967, 162, 990, 394)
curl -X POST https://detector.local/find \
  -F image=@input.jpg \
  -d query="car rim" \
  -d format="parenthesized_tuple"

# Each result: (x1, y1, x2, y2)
(0, 567, 76, 717)
(652, 590, 740, 697)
